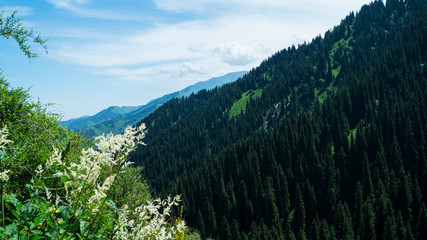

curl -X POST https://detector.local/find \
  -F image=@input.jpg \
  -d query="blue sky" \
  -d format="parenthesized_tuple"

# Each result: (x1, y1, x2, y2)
(0, 0, 372, 120)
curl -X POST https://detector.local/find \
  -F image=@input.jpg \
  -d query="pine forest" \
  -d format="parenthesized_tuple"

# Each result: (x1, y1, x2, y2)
(130, 0, 427, 239)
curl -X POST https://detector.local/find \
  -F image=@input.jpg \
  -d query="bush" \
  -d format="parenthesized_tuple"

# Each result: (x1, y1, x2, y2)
(0, 124, 186, 239)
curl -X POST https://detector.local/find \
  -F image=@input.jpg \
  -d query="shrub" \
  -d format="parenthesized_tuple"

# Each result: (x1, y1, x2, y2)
(0, 124, 186, 239)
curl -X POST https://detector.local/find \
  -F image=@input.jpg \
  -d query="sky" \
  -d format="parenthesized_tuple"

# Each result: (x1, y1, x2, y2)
(0, 0, 372, 120)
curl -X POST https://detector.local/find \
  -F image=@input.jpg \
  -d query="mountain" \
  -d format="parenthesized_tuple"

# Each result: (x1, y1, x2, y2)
(60, 105, 139, 131)
(129, 0, 427, 239)
(61, 71, 247, 138)
(177, 71, 249, 97)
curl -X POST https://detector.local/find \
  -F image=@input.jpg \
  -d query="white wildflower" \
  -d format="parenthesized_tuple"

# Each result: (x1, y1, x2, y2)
(45, 187, 52, 201)
(46, 148, 61, 169)
(55, 195, 61, 206)
(113, 194, 184, 239)
(0, 169, 10, 182)
(0, 126, 12, 149)
(64, 181, 70, 200)
(35, 164, 43, 176)
(176, 219, 186, 232)
(87, 174, 116, 212)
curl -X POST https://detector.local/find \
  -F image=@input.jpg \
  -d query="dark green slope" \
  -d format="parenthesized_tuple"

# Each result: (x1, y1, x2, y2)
(131, 0, 427, 239)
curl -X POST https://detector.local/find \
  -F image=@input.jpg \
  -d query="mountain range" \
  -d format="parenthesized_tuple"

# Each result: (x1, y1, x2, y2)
(61, 71, 247, 138)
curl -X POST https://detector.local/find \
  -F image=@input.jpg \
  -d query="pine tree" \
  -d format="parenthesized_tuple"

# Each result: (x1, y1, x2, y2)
(205, 197, 217, 236)
(196, 210, 206, 236)
(308, 214, 321, 240)
(231, 219, 242, 240)
(294, 184, 306, 235)
(334, 202, 354, 240)
(362, 196, 377, 240)
(263, 177, 280, 227)
(397, 170, 413, 220)
(416, 203, 427, 240)
(354, 181, 364, 239)
(219, 216, 232, 240)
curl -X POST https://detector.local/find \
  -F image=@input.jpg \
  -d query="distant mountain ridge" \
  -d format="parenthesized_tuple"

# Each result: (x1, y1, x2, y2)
(61, 71, 247, 137)
(61, 105, 140, 131)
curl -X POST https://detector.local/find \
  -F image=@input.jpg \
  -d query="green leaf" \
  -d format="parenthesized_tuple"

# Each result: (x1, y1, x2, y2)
(5, 222, 18, 235)
(30, 234, 45, 240)
(46, 230, 58, 240)
(80, 219, 89, 235)
(32, 215, 43, 228)
(61, 140, 71, 161)
(11, 210, 19, 219)
(15, 202, 23, 212)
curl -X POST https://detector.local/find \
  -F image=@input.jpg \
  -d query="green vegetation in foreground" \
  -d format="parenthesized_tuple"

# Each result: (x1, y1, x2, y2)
(229, 88, 263, 118)
(0, 10, 198, 240)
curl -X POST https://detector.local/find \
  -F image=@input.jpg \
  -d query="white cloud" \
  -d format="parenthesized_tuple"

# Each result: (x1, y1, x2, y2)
(189, 42, 271, 66)
(153, 0, 281, 13)
(46, 0, 89, 9)
(45, 27, 117, 41)
(211, 42, 270, 66)
(153, 0, 372, 15)
(49, 13, 314, 67)
(45, 0, 140, 20)
(95, 62, 207, 83)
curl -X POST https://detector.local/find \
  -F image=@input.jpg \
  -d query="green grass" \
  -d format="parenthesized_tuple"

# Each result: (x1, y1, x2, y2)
(229, 89, 263, 119)
(315, 85, 337, 104)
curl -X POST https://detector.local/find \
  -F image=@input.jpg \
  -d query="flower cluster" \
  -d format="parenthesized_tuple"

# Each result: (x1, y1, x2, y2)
(1, 124, 186, 239)
(0, 126, 13, 149)
(0, 126, 12, 182)
(115, 195, 186, 239)
(0, 169, 9, 182)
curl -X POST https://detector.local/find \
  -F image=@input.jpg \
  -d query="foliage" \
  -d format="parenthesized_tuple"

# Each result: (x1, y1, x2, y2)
(0, 125, 186, 239)
(0, 76, 89, 199)
(0, 10, 47, 59)
(0, 9, 190, 240)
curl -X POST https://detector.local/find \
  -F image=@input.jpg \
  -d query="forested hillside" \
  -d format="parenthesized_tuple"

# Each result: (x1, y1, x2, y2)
(130, 0, 427, 239)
